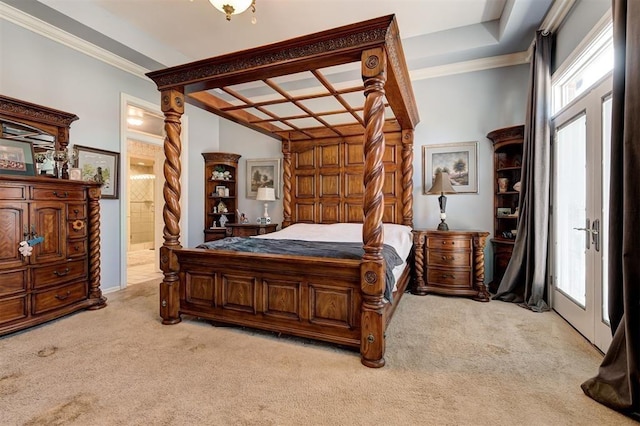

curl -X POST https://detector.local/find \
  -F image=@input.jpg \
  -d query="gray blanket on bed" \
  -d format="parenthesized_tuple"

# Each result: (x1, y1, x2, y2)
(197, 237, 403, 302)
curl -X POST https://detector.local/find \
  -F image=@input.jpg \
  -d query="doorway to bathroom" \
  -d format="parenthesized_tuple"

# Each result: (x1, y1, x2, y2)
(120, 93, 189, 289)
(127, 140, 164, 285)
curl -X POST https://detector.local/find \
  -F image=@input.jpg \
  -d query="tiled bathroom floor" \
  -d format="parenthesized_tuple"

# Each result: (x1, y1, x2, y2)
(127, 249, 163, 285)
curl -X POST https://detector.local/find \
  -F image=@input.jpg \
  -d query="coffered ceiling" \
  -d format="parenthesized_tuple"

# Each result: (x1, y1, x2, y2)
(2, 0, 556, 75)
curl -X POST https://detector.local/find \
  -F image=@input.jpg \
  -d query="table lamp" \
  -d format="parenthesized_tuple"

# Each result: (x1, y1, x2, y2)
(256, 187, 276, 224)
(426, 172, 456, 231)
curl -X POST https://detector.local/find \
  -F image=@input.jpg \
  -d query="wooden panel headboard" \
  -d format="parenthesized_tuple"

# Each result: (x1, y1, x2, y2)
(286, 130, 409, 225)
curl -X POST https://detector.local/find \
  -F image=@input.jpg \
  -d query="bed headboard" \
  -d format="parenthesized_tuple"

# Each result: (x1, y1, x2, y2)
(283, 128, 414, 227)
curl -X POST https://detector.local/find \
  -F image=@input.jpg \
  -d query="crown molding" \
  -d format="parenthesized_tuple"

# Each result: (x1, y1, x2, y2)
(2, 2, 531, 85)
(410, 51, 530, 80)
(0, 2, 150, 79)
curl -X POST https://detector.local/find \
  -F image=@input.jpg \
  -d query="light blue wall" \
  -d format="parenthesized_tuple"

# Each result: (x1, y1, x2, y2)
(219, 122, 283, 225)
(1, 20, 218, 292)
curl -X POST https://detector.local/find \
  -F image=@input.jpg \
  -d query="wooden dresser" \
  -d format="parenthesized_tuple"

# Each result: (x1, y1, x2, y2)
(412, 229, 490, 302)
(0, 177, 106, 335)
(0, 95, 106, 336)
(224, 223, 278, 237)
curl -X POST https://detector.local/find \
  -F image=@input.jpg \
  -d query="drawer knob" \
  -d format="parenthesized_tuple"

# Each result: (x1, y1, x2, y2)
(53, 191, 69, 198)
(441, 255, 455, 261)
(55, 291, 71, 300)
(441, 273, 455, 279)
(53, 268, 70, 277)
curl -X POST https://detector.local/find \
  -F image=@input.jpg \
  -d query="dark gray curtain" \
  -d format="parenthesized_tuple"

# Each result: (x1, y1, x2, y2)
(493, 31, 553, 312)
(581, 0, 640, 419)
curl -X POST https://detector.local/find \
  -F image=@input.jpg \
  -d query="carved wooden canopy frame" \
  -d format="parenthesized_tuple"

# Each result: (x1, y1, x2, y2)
(146, 15, 420, 367)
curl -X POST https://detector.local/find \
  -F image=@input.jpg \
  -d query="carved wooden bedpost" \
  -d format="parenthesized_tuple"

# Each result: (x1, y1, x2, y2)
(401, 129, 414, 227)
(360, 47, 388, 368)
(282, 137, 292, 228)
(472, 233, 490, 302)
(159, 89, 185, 325)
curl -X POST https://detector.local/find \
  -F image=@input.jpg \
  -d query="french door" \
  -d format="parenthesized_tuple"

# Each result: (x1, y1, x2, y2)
(551, 74, 612, 353)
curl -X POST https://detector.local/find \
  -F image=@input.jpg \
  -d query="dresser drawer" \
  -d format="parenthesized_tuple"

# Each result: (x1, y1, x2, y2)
(68, 204, 87, 220)
(32, 259, 87, 289)
(0, 269, 27, 296)
(67, 219, 87, 238)
(0, 295, 28, 324)
(67, 240, 87, 258)
(426, 249, 471, 268)
(32, 281, 87, 315)
(426, 267, 473, 288)
(426, 236, 471, 250)
(31, 187, 86, 201)
(0, 184, 27, 200)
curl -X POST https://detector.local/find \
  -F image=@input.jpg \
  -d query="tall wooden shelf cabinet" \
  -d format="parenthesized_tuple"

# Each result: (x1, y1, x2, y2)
(487, 124, 524, 294)
(202, 152, 241, 242)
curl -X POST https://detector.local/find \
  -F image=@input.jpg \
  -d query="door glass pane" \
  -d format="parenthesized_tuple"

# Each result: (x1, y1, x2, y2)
(555, 114, 587, 306)
(601, 96, 612, 323)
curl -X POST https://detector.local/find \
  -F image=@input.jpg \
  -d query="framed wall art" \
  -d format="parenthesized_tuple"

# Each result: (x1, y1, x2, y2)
(74, 144, 120, 199)
(422, 141, 478, 194)
(0, 138, 36, 176)
(246, 158, 280, 199)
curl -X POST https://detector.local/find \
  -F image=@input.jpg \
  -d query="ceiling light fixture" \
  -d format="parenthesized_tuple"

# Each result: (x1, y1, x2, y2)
(208, 0, 256, 22)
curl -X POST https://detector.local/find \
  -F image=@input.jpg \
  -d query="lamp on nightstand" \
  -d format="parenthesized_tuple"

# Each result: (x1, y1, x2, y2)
(256, 187, 275, 224)
(426, 172, 456, 231)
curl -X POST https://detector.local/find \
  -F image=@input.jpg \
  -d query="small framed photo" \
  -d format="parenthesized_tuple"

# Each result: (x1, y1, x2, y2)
(497, 207, 512, 217)
(0, 138, 36, 176)
(422, 141, 478, 194)
(68, 167, 82, 181)
(246, 158, 280, 199)
(74, 145, 120, 199)
(215, 185, 226, 196)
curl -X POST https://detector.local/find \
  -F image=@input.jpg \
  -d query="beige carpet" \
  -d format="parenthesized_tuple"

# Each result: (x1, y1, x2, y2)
(0, 279, 633, 426)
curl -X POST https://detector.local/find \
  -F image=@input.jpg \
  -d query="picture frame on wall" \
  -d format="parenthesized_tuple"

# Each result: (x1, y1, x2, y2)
(74, 144, 120, 199)
(0, 138, 37, 176)
(422, 141, 478, 194)
(246, 158, 280, 199)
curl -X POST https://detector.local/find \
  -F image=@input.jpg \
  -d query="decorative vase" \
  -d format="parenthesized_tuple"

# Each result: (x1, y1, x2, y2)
(498, 177, 509, 193)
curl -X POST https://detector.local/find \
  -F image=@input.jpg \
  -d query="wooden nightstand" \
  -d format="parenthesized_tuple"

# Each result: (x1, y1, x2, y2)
(224, 223, 278, 237)
(412, 229, 490, 302)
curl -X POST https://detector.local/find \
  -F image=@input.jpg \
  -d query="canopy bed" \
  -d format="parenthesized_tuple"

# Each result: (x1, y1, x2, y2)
(146, 15, 420, 367)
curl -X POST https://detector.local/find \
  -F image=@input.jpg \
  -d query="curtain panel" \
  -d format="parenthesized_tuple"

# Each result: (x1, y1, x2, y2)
(493, 31, 553, 312)
(581, 0, 640, 420)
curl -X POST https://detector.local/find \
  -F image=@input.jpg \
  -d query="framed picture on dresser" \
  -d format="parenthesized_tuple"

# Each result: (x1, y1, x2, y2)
(0, 138, 36, 176)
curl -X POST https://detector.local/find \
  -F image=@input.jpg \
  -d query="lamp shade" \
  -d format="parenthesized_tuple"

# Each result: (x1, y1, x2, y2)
(256, 187, 276, 201)
(209, 0, 253, 16)
(427, 172, 456, 194)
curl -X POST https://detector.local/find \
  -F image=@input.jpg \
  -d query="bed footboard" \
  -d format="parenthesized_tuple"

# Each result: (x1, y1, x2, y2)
(172, 248, 365, 348)
(160, 247, 411, 360)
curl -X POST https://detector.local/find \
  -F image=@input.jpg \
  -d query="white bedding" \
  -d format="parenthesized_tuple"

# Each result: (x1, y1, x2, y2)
(253, 223, 413, 287)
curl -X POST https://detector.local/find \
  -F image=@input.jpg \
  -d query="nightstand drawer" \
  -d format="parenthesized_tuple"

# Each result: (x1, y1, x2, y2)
(426, 267, 472, 288)
(426, 237, 471, 250)
(426, 249, 471, 268)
